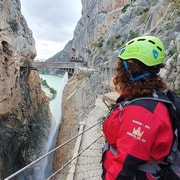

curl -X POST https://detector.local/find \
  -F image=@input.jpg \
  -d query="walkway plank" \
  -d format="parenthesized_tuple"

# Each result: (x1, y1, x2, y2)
(73, 96, 109, 180)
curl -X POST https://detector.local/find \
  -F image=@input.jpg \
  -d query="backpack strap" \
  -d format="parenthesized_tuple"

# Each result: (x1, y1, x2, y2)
(167, 129, 178, 164)
(138, 159, 164, 179)
(122, 95, 175, 109)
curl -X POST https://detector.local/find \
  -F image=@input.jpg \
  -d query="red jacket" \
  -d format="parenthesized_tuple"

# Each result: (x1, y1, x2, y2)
(102, 97, 174, 180)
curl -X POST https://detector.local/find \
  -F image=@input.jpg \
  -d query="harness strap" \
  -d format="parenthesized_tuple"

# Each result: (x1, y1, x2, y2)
(167, 129, 178, 163)
(103, 142, 117, 155)
(102, 142, 109, 153)
(109, 144, 117, 155)
(104, 143, 162, 178)
(122, 97, 175, 110)
(138, 158, 169, 178)
(103, 143, 172, 179)
(138, 163, 157, 174)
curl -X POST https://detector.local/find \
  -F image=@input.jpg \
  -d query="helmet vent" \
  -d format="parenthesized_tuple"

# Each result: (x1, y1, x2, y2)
(128, 41, 134, 45)
(148, 40, 155, 44)
(157, 46, 162, 51)
(137, 38, 145, 41)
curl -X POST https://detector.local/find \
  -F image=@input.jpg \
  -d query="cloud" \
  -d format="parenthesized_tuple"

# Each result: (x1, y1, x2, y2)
(35, 40, 65, 60)
(21, 0, 82, 59)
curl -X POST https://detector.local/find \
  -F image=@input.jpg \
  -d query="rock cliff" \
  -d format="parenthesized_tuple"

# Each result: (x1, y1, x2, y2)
(0, 0, 51, 179)
(54, 0, 179, 90)
(53, 68, 104, 175)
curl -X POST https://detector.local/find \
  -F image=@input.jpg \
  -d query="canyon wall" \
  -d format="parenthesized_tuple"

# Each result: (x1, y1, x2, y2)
(54, 0, 180, 177)
(63, 0, 179, 90)
(0, 0, 51, 178)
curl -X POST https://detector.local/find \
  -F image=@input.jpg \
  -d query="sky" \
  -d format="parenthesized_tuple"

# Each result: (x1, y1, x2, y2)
(20, 0, 82, 60)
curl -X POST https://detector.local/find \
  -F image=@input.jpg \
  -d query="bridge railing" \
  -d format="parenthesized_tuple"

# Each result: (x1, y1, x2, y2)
(30, 62, 83, 69)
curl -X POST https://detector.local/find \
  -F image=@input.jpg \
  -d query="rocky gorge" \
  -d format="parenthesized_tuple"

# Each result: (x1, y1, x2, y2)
(0, 0, 179, 179)
(53, 0, 180, 177)
(0, 0, 52, 179)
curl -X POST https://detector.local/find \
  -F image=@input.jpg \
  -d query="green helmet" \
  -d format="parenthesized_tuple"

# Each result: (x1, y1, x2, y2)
(118, 35, 165, 66)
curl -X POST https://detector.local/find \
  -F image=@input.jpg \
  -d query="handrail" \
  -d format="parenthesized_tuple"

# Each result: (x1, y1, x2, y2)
(47, 134, 103, 180)
(4, 118, 104, 180)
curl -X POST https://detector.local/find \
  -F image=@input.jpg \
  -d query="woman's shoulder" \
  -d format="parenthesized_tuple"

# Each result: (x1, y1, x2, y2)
(122, 98, 159, 114)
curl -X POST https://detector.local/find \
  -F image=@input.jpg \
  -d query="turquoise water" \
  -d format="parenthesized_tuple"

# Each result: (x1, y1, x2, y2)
(6, 73, 68, 180)
(40, 74, 62, 125)
(39, 73, 68, 179)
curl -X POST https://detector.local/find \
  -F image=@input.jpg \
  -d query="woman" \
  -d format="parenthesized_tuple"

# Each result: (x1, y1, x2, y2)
(102, 35, 174, 180)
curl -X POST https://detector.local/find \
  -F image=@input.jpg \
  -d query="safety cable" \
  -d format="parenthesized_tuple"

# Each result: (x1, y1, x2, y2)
(47, 134, 103, 180)
(4, 118, 105, 180)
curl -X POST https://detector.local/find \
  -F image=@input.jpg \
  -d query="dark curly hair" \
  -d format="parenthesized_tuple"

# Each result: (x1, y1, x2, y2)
(113, 58, 167, 100)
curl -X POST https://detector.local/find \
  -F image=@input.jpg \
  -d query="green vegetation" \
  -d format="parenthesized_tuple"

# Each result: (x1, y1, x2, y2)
(121, 1, 136, 13)
(121, 4, 130, 13)
(49, 87, 57, 94)
(138, 11, 148, 25)
(107, 31, 138, 49)
(117, 43, 122, 49)
(99, 47, 106, 54)
(86, 49, 92, 55)
(115, 34, 121, 39)
(128, 30, 138, 40)
(41, 78, 57, 100)
(165, 22, 173, 31)
(107, 36, 118, 48)
(91, 37, 104, 49)
(171, 0, 180, 6)
(41, 79, 48, 86)
(9, 19, 18, 32)
(108, 36, 117, 45)
(97, 39, 104, 48)
(176, 90, 180, 96)
(41, 79, 57, 94)
(168, 46, 177, 57)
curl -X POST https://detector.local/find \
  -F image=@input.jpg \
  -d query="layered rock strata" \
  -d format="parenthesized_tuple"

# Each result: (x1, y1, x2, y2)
(0, 0, 51, 179)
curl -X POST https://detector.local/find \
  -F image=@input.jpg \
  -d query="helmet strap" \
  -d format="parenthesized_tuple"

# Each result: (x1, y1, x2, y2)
(123, 61, 151, 82)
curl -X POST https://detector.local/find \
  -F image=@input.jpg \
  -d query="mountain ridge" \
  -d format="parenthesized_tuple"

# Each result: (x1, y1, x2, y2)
(47, 0, 180, 90)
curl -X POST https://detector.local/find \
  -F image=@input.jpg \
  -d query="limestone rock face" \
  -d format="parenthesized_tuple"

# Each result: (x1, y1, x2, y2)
(63, 0, 180, 91)
(0, 0, 51, 178)
(53, 68, 103, 178)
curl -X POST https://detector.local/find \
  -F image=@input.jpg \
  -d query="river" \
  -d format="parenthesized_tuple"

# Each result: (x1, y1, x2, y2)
(5, 73, 68, 180)
(39, 72, 68, 179)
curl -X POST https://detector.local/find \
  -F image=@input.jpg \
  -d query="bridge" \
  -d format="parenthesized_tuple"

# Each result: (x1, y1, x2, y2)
(29, 61, 84, 74)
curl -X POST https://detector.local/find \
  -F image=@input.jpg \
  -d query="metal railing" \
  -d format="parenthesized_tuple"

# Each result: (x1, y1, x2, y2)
(47, 134, 103, 180)
(4, 118, 105, 180)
